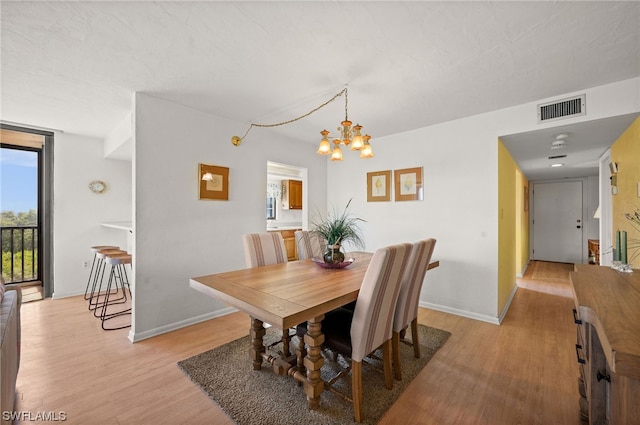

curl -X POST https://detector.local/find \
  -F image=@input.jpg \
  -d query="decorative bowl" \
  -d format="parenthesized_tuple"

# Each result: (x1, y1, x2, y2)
(311, 257, 355, 269)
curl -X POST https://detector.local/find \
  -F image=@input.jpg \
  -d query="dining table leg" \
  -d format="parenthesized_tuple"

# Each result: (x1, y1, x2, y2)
(295, 331, 306, 377)
(249, 317, 266, 370)
(303, 315, 325, 409)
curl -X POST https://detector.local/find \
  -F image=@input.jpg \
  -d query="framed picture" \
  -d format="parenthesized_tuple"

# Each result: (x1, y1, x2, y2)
(394, 167, 423, 201)
(367, 170, 391, 202)
(198, 163, 229, 201)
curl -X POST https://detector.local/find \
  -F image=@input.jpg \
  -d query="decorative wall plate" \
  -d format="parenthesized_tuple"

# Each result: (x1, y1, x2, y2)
(89, 180, 107, 194)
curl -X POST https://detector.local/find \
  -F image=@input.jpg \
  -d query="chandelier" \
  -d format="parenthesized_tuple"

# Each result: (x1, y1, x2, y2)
(231, 87, 373, 161)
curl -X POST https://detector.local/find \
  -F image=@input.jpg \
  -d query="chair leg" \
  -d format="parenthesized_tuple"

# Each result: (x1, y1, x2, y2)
(392, 331, 402, 380)
(382, 339, 393, 390)
(411, 318, 421, 358)
(352, 360, 363, 423)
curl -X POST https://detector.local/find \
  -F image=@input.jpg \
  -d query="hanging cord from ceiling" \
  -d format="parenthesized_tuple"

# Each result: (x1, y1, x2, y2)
(231, 88, 348, 146)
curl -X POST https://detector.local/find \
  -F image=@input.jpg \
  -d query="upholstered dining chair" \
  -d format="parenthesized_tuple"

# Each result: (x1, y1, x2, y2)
(294, 230, 325, 260)
(242, 232, 292, 355)
(298, 242, 412, 423)
(242, 232, 288, 268)
(392, 238, 436, 380)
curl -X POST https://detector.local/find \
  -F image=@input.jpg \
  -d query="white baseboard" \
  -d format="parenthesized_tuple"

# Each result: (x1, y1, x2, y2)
(128, 307, 238, 343)
(516, 262, 529, 278)
(419, 301, 500, 325)
(51, 289, 85, 299)
(498, 284, 518, 324)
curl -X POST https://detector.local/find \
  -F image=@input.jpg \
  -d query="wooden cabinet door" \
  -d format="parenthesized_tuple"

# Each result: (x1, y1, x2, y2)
(284, 237, 297, 261)
(281, 180, 302, 210)
(289, 180, 302, 209)
(280, 229, 298, 261)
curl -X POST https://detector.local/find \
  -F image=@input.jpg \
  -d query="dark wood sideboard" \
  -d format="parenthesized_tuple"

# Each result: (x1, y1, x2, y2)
(570, 265, 640, 424)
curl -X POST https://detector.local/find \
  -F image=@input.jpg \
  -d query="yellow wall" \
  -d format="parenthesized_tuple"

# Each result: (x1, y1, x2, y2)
(498, 139, 528, 315)
(611, 117, 640, 268)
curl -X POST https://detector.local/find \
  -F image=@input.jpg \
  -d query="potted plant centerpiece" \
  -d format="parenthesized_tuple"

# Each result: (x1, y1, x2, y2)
(312, 199, 366, 265)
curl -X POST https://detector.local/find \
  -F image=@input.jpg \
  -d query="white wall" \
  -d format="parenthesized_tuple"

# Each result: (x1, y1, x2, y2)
(131, 93, 327, 341)
(585, 175, 600, 240)
(49, 77, 639, 334)
(104, 112, 133, 160)
(326, 77, 640, 322)
(326, 113, 501, 320)
(53, 132, 132, 298)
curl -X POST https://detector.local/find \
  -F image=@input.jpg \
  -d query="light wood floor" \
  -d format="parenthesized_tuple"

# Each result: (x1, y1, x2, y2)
(20, 284, 44, 303)
(15, 261, 579, 424)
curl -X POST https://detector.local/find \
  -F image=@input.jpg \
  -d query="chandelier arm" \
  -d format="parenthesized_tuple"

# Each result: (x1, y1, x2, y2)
(233, 88, 348, 144)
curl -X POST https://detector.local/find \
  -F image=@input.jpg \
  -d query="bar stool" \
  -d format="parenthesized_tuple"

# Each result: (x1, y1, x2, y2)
(84, 245, 119, 300)
(98, 253, 132, 330)
(88, 248, 127, 312)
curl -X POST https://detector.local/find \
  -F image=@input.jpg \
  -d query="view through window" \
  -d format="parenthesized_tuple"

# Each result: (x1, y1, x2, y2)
(1, 146, 39, 283)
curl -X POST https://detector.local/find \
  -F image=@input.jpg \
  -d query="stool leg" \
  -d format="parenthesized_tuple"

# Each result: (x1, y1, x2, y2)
(120, 264, 131, 298)
(83, 254, 98, 300)
(102, 263, 128, 306)
(88, 259, 107, 312)
(100, 263, 131, 330)
(90, 261, 128, 314)
(93, 264, 114, 317)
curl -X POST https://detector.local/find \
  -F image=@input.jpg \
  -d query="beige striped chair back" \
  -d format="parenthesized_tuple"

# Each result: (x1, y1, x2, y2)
(294, 230, 325, 260)
(242, 233, 288, 268)
(393, 238, 436, 333)
(350, 242, 412, 362)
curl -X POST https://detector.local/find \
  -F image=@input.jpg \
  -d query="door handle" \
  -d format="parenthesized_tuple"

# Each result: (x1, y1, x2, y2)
(577, 226, 582, 229)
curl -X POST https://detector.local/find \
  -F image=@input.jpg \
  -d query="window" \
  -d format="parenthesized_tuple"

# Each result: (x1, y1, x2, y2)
(266, 196, 276, 220)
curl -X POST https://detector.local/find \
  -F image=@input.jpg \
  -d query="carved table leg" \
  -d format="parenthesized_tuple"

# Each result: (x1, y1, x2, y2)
(282, 330, 291, 357)
(249, 317, 266, 370)
(303, 315, 325, 410)
(295, 330, 307, 377)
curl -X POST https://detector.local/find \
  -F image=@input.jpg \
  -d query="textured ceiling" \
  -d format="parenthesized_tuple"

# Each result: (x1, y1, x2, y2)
(1, 1, 639, 179)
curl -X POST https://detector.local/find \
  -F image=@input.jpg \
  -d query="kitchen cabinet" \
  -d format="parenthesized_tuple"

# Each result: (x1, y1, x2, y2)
(588, 239, 600, 264)
(281, 180, 302, 210)
(269, 229, 300, 261)
(570, 265, 640, 424)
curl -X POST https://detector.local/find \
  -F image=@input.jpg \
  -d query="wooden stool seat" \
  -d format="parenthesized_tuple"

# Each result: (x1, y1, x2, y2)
(84, 246, 121, 301)
(96, 249, 127, 259)
(105, 254, 132, 265)
(90, 245, 119, 252)
(88, 249, 128, 312)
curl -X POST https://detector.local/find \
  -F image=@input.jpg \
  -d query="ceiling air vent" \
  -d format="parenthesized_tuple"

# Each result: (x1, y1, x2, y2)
(537, 94, 586, 124)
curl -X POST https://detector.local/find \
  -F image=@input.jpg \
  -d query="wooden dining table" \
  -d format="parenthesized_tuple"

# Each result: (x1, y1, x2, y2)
(190, 251, 439, 410)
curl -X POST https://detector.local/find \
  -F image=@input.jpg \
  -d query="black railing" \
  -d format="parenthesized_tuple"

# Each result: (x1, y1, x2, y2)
(1, 226, 39, 284)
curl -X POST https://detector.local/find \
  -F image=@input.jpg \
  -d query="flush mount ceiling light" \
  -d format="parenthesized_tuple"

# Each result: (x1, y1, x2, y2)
(551, 132, 570, 150)
(550, 163, 565, 167)
(231, 87, 373, 161)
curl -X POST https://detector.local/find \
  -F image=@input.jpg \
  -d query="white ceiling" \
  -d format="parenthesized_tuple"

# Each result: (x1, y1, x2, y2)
(500, 112, 639, 181)
(2, 1, 639, 180)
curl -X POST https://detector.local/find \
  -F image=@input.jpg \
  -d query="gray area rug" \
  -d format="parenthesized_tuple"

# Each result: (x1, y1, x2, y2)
(178, 324, 451, 425)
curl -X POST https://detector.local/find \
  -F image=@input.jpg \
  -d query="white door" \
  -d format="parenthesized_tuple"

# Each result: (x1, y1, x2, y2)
(532, 181, 583, 263)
